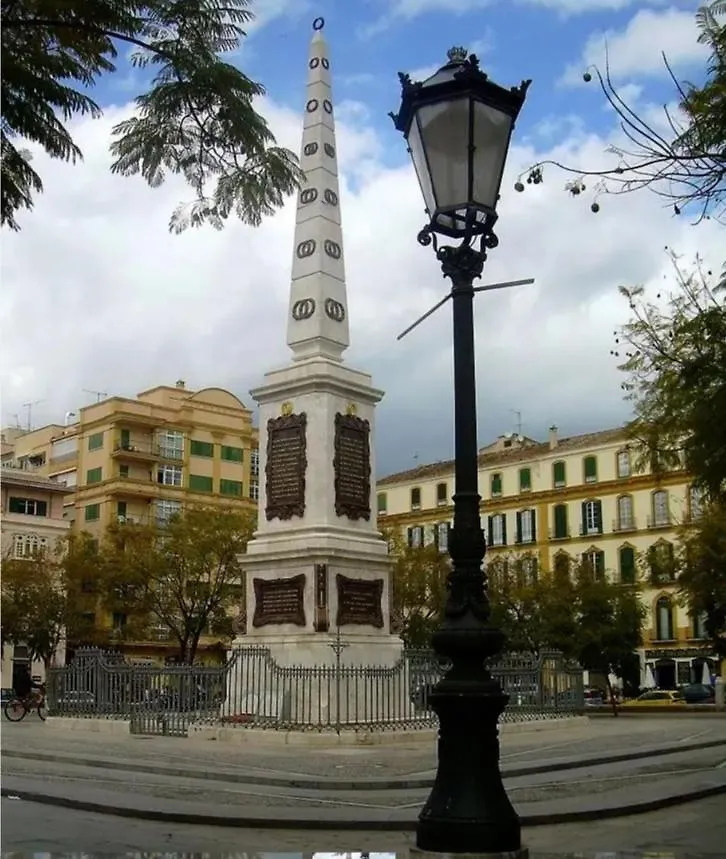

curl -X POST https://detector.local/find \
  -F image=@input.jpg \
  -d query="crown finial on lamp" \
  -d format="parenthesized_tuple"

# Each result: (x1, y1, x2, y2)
(447, 46, 468, 63)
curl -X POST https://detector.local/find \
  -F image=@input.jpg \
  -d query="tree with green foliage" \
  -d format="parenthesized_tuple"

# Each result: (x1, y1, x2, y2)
(677, 502, 726, 659)
(515, 1, 726, 223)
(384, 525, 449, 648)
(99, 505, 254, 663)
(614, 251, 726, 499)
(1, 0, 303, 232)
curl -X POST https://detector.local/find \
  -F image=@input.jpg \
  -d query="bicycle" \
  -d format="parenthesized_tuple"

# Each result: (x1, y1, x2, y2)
(4, 686, 47, 722)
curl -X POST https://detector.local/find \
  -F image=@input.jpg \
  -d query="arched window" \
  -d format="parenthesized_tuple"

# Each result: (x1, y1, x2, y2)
(616, 449, 631, 478)
(651, 490, 669, 527)
(689, 485, 704, 521)
(554, 552, 570, 578)
(619, 545, 636, 584)
(655, 597, 674, 641)
(617, 495, 634, 530)
(649, 540, 675, 583)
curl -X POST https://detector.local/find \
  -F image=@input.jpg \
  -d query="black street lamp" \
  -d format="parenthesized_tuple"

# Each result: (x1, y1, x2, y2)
(390, 48, 530, 855)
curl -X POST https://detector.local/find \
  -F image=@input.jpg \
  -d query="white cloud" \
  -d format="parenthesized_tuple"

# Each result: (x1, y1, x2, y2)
(1, 87, 722, 476)
(560, 7, 708, 86)
(518, 0, 665, 14)
(360, 0, 491, 38)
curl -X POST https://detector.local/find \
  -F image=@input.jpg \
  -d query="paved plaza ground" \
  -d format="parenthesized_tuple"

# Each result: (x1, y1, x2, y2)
(2, 715, 725, 856)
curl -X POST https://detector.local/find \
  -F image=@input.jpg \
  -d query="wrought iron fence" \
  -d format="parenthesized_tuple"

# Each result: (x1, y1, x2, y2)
(47, 646, 583, 737)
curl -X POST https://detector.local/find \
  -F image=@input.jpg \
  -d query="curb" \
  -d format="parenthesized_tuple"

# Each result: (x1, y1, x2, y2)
(3, 737, 725, 792)
(2, 781, 725, 830)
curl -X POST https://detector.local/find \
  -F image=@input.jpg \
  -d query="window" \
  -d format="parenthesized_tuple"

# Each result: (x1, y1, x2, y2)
(156, 499, 182, 526)
(519, 468, 531, 492)
(221, 445, 244, 463)
(112, 612, 127, 632)
(553, 503, 569, 539)
(377, 493, 387, 514)
(581, 500, 603, 535)
(157, 464, 182, 486)
(435, 521, 450, 552)
(491, 473, 502, 496)
(88, 432, 104, 451)
(411, 487, 421, 510)
(619, 546, 636, 584)
(553, 460, 566, 488)
(86, 467, 102, 484)
(689, 485, 704, 521)
(120, 429, 131, 449)
(617, 449, 631, 478)
(12, 534, 48, 559)
(584, 456, 598, 483)
(517, 509, 536, 544)
(655, 597, 674, 640)
(554, 552, 570, 577)
(220, 478, 242, 496)
(651, 490, 669, 526)
(649, 541, 675, 583)
(582, 549, 605, 580)
(250, 481, 259, 501)
(521, 555, 538, 585)
(190, 440, 215, 458)
(488, 514, 506, 547)
(158, 430, 184, 460)
(119, 464, 129, 478)
(117, 501, 127, 520)
(85, 503, 100, 522)
(8, 496, 48, 516)
(436, 482, 448, 505)
(250, 448, 259, 476)
(408, 526, 423, 548)
(617, 495, 634, 530)
(189, 474, 213, 493)
(691, 611, 708, 640)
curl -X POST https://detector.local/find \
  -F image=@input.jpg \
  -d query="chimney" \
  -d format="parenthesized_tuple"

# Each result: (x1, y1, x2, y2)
(175, 379, 186, 389)
(549, 425, 558, 450)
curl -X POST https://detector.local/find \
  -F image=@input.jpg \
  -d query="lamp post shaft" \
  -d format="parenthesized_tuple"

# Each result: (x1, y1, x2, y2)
(416, 242, 523, 855)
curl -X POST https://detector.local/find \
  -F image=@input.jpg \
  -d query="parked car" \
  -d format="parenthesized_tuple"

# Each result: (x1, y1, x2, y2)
(680, 683, 715, 704)
(621, 689, 684, 707)
(583, 687, 605, 706)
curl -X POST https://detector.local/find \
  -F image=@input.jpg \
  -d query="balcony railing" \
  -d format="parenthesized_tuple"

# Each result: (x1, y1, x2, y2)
(647, 515, 672, 529)
(113, 440, 159, 458)
(549, 529, 571, 540)
(612, 517, 637, 533)
(579, 525, 604, 537)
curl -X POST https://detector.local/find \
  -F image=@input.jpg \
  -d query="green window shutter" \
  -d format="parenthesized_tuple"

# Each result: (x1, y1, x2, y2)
(86, 467, 102, 484)
(531, 510, 537, 542)
(189, 474, 214, 492)
(88, 432, 104, 451)
(596, 552, 605, 579)
(487, 516, 493, 546)
(491, 473, 502, 495)
(190, 440, 215, 457)
(85, 504, 100, 522)
(220, 478, 242, 497)
(407, 528, 413, 547)
(516, 511, 522, 544)
(220, 445, 244, 462)
(501, 515, 507, 545)
(554, 504, 567, 538)
(620, 547, 635, 584)
(581, 501, 588, 534)
(377, 493, 387, 513)
(553, 461, 566, 486)
(594, 500, 603, 533)
(117, 501, 127, 518)
(119, 464, 129, 478)
(519, 468, 531, 491)
(584, 456, 597, 481)
(120, 429, 131, 448)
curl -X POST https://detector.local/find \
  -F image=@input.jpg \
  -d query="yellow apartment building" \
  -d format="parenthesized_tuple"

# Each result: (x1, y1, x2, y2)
(3, 381, 259, 662)
(1, 466, 73, 685)
(376, 425, 717, 690)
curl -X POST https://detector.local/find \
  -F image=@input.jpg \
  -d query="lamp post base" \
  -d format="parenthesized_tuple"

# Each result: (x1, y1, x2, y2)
(416, 673, 522, 855)
(411, 851, 529, 859)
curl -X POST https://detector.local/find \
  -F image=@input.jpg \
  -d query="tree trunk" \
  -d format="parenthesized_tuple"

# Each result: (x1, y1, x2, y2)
(188, 631, 203, 665)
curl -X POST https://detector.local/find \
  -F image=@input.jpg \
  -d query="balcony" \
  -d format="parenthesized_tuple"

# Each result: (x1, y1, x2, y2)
(112, 440, 159, 461)
(548, 529, 571, 541)
(106, 477, 158, 499)
(612, 517, 638, 533)
(647, 515, 672, 530)
(579, 525, 604, 537)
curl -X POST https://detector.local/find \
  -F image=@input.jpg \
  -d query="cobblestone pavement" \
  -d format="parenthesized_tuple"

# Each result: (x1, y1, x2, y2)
(3, 793, 726, 856)
(3, 715, 725, 782)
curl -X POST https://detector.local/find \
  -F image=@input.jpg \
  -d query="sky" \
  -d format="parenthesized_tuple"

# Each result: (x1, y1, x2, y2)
(1, 0, 722, 477)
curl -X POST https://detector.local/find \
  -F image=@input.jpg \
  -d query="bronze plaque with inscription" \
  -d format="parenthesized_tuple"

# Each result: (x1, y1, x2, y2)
(336, 574, 384, 628)
(252, 574, 306, 628)
(265, 413, 307, 521)
(333, 413, 371, 520)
